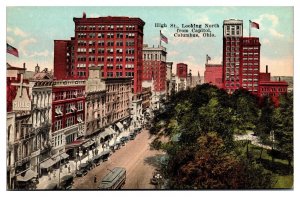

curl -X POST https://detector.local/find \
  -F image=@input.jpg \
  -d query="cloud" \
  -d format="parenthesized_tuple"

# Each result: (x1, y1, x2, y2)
(256, 14, 279, 27)
(262, 38, 271, 45)
(19, 38, 37, 56)
(255, 14, 284, 38)
(269, 29, 284, 38)
(29, 50, 50, 58)
(6, 36, 15, 44)
(184, 8, 211, 24)
(7, 26, 28, 37)
(168, 50, 179, 57)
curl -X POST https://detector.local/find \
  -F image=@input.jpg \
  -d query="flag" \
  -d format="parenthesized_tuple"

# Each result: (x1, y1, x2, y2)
(250, 20, 259, 29)
(7, 43, 19, 57)
(160, 31, 168, 44)
(206, 54, 211, 61)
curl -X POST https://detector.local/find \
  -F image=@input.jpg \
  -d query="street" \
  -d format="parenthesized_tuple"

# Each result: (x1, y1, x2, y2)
(72, 129, 164, 189)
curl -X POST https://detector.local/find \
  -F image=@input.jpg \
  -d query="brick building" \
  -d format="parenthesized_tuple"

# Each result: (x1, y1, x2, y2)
(142, 44, 167, 93)
(259, 65, 288, 106)
(54, 13, 145, 94)
(51, 79, 86, 155)
(204, 63, 223, 88)
(176, 63, 188, 78)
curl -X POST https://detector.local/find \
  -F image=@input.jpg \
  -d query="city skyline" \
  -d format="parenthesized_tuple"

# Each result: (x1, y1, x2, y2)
(6, 6, 293, 76)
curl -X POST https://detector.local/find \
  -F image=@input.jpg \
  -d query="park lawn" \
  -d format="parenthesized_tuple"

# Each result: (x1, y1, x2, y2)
(273, 175, 293, 189)
(235, 141, 293, 189)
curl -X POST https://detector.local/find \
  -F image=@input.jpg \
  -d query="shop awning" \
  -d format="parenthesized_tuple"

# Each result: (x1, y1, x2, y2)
(17, 170, 37, 182)
(61, 153, 70, 159)
(99, 128, 114, 139)
(82, 140, 95, 149)
(100, 150, 111, 156)
(52, 155, 62, 164)
(116, 122, 124, 130)
(40, 158, 56, 169)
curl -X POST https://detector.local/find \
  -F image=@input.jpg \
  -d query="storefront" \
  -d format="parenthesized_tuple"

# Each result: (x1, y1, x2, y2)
(16, 169, 38, 190)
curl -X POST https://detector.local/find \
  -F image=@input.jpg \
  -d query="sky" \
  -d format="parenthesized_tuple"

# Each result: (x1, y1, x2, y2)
(6, 6, 293, 76)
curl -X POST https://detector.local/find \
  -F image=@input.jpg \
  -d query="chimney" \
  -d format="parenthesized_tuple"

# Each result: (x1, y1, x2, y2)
(279, 77, 281, 81)
(23, 62, 26, 69)
(266, 65, 268, 73)
(83, 12, 86, 18)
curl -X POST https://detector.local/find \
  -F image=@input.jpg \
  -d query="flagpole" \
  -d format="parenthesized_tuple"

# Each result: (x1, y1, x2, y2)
(159, 30, 162, 46)
(249, 20, 251, 37)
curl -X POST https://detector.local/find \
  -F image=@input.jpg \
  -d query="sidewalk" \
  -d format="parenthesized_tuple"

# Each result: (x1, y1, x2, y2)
(36, 129, 131, 189)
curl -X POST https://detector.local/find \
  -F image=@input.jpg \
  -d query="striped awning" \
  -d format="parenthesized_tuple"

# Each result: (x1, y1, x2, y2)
(116, 122, 124, 130)
(17, 170, 37, 182)
(40, 158, 56, 169)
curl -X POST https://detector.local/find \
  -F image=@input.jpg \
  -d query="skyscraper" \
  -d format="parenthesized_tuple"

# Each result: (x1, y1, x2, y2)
(223, 19, 261, 95)
(54, 13, 145, 94)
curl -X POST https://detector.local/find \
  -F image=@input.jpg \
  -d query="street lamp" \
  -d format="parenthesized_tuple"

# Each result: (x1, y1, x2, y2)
(74, 158, 78, 174)
(58, 151, 63, 189)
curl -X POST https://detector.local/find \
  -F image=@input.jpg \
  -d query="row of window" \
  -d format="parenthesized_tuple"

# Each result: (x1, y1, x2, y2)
(54, 114, 84, 131)
(54, 90, 84, 101)
(77, 32, 136, 39)
(78, 40, 135, 47)
(76, 25, 136, 31)
(77, 55, 135, 62)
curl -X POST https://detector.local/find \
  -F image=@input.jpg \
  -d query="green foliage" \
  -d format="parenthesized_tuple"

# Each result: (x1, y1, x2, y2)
(149, 84, 293, 189)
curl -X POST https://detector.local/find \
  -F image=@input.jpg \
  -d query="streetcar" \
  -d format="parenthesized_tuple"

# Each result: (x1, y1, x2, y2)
(98, 167, 126, 189)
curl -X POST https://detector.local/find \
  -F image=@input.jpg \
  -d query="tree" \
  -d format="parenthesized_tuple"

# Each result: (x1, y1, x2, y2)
(273, 93, 293, 168)
(172, 132, 275, 189)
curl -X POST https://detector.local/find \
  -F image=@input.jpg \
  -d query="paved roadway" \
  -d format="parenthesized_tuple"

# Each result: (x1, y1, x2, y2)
(72, 129, 164, 190)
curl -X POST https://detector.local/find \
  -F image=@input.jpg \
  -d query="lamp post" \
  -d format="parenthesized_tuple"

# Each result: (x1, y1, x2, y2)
(74, 158, 78, 174)
(58, 151, 63, 189)
(79, 148, 82, 167)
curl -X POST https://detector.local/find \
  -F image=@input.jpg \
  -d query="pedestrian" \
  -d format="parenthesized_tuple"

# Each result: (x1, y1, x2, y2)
(94, 175, 97, 183)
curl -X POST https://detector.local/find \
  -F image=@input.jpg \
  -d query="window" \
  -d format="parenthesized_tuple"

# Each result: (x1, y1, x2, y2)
(107, 72, 114, 77)
(107, 33, 114, 38)
(55, 105, 64, 116)
(54, 120, 62, 131)
(98, 41, 105, 46)
(54, 92, 64, 101)
(77, 114, 83, 123)
(116, 72, 123, 77)
(77, 101, 83, 111)
(98, 33, 104, 38)
(66, 116, 75, 127)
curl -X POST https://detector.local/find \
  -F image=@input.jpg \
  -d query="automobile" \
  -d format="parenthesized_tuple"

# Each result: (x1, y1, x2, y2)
(100, 150, 111, 162)
(91, 154, 102, 166)
(44, 182, 58, 190)
(60, 175, 74, 190)
(129, 133, 136, 140)
(76, 162, 91, 177)
(120, 136, 129, 143)
(76, 168, 88, 177)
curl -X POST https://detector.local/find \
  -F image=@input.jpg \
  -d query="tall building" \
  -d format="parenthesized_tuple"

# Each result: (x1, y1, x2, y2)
(240, 37, 260, 93)
(176, 63, 188, 78)
(142, 44, 167, 93)
(204, 63, 223, 88)
(29, 65, 53, 178)
(223, 19, 243, 94)
(51, 79, 86, 155)
(223, 19, 261, 94)
(54, 13, 145, 94)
